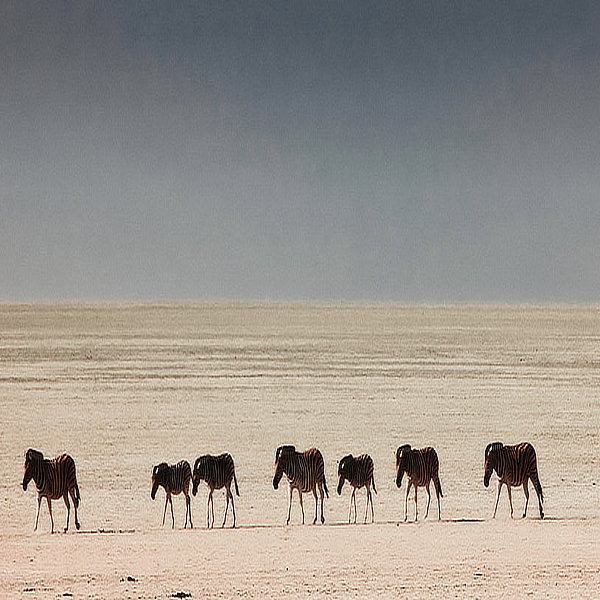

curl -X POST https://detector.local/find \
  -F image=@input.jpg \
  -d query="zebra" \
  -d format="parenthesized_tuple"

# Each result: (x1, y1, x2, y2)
(192, 453, 239, 528)
(151, 461, 193, 529)
(484, 441, 544, 519)
(395, 444, 443, 521)
(337, 454, 377, 524)
(22, 448, 81, 533)
(273, 445, 329, 525)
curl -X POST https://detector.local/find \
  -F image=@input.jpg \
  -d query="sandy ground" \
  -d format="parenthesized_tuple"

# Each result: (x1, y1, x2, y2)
(1, 303, 599, 598)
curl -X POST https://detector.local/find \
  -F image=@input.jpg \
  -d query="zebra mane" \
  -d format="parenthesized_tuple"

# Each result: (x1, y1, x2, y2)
(153, 462, 169, 476)
(26, 449, 43, 463)
(276, 445, 295, 462)
(485, 442, 503, 460)
(338, 454, 353, 474)
(396, 444, 411, 459)
(194, 455, 210, 471)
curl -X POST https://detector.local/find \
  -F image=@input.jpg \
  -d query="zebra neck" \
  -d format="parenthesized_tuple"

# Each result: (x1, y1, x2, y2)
(285, 461, 299, 481)
(33, 465, 46, 491)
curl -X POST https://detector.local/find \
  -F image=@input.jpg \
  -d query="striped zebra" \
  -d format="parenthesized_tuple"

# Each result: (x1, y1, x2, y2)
(337, 454, 377, 524)
(151, 461, 193, 529)
(395, 444, 443, 521)
(484, 442, 544, 519)
(192, 453, 239, 528)
(22, 449, 81, 533)
(273, 445, 329, 525)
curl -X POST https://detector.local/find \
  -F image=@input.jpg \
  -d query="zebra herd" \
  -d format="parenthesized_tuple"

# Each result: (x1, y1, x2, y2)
(22, 441, 545, 533)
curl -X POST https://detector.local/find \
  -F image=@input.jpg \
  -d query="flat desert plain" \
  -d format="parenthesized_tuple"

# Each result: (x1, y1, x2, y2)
(1, 303, 599, 599)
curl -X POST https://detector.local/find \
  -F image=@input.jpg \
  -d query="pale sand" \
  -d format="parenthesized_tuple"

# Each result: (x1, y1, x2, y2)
(1, 303, 599, 598)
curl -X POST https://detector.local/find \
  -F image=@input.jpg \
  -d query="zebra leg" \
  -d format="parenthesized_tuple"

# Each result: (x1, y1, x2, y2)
(230, 488, 237, 528)
(507, 485, 514, 519)
(363, 486, 369, 524)
(162, 494, 169, 526)
(207, 491, 211, 528)
(425, 483, 431, 519)
(185, 492, 193, 529)
(404, 481, 411, 522)
(531, 473, 544, 519)
(47, 497, 54, 534)
(207, 490, 215, 529)
(183, 494, 188, 529)
(34, 495, 42, 531)
(298, 490, 304, 524)
(312, 488, 318, 525)
(63, 492, 70, 532)
(522, 480, 530, 518)
(347, 490, 352, 524)
(434, 476, 442, 520)
(368, 484, 374, 523)
(414, 485, 418, 522)
(169, 495, 175, 529)
(319, 482, 325, 524)
(69, 488, 81, 530)
(493, 481, 502, 518)
(286, 485, 293, 525)
(222, 488, 230, 528)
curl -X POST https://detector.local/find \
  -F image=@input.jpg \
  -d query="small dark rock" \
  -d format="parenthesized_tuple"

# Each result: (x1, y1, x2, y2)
(171, 593, 192, 599)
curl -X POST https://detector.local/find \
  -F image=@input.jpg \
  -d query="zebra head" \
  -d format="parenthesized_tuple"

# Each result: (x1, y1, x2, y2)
(337, 455, 354, 495)
(192, 456, 207, 496)
(151, 463, 169, 500)
(273, 445, 295, 489)
(395, 444, 412, 488)
(23, 448, 43, 491)
(484, 442, 504, 487)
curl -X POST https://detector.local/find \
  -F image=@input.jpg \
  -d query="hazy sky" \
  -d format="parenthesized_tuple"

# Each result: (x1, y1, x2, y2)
(2, 1, 599, 302)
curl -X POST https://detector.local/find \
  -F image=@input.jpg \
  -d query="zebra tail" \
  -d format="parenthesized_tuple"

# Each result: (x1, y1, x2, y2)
(372, 474, 377, 494)
(434, 476, 443, 498)
(533, 476, 543, 503)
(323, 475, 329, 498)
(234, 472, 240, 496)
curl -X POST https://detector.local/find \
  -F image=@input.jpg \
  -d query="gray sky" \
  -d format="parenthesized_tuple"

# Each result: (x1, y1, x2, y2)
(2, 1, 599, 302)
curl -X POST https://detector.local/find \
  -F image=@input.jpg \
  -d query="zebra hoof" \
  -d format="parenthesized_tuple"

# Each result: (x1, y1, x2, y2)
(76, 522, 81, 530)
